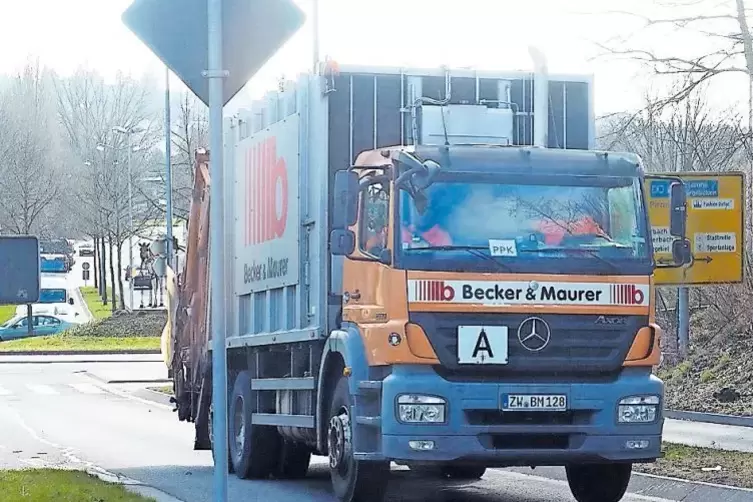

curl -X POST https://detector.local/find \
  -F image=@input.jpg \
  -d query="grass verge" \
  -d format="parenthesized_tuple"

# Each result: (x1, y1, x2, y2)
(634, 442, 753, 489)
(0, 334, 160, 352)
(148, 385, 174, 395)
(80, 286, 116, 320)
(0, 305, 15, 324)
(0, 469, 154, 502)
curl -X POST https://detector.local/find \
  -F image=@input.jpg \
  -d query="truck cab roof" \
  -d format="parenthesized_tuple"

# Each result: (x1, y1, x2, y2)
(408, 145, 644, 178)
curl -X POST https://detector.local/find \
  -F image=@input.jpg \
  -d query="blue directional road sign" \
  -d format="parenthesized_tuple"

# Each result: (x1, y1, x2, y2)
(0, 236, 41, 304)
(122, 0, 305, 106)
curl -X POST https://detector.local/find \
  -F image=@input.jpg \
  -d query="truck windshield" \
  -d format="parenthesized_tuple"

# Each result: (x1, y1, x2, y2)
(398, 176, 650, 275)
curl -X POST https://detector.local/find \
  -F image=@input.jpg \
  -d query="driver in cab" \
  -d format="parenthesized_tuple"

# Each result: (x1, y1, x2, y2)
(401, 187, 453, 247)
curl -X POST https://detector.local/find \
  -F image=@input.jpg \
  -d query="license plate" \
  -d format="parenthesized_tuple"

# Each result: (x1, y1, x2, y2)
(502, 394, 567, 411)
(457, 325, 508, 364)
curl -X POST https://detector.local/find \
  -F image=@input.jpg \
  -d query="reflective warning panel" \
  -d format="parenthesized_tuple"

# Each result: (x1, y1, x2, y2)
(646, 172, 745, 286)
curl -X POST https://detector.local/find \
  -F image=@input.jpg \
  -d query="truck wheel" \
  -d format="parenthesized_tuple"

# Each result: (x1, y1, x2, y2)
(328, 376, 389, 502)
(229, 370, 279, 479)
(441, 465, 486, 480)
(566, 463, 632, 502)
(278, 440, 311, 479)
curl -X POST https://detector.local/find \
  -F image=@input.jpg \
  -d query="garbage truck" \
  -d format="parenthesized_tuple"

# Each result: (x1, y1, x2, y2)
(163, 62, 694, 502)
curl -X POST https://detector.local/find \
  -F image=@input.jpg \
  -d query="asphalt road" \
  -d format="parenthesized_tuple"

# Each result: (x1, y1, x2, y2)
(6, 357, 753, 502)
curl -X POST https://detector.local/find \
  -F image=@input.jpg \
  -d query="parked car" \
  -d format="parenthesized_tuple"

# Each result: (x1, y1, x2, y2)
(0, 314, 73, 342)
(14, 303, 83, 324)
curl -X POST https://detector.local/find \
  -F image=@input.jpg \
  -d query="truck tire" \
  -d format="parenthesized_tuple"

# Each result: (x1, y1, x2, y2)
(328, 376, 389, 502)
(277, 439, 311, 479)
(229, 370, 279, 479)
(441, 465, 486, 480)
(566, 462, 632, 502)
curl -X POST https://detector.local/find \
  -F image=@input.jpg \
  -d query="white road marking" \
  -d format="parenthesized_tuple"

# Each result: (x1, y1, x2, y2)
(69, 383, 104, 394)
(0, 385, 12, 396)
(26, 384, 58, 395)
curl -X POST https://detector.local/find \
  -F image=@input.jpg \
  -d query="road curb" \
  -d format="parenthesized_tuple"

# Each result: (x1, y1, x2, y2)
(85, 467, 187, 502)
(508, 465, 753, 501)
(0, 350, 161, 356)
(84, 370, 172, 385)
(635, 470, 753, 493)
(0, 353, 163, 364)
(106, 378, 173, 384)
(75, 286, 94, 322)
(126, 484, 187, 502)
(666, 410, 753, 428)
(134, 387, 174, 407)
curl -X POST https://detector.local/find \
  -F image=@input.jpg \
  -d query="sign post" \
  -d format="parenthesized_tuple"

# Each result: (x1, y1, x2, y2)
(82, 262, 91, 286)
(0, 236, 41, 338)
(121, 2, 305, 500)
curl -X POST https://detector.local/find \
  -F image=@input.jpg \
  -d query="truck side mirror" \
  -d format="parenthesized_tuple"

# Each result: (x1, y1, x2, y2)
(669, 182, 687, 238)
(672, 238, 692, 266)
(378, 248, 392, 265)
(330, 229, 355, 256)
(68, 298, 74, 305)
(332, 170, 359, 230)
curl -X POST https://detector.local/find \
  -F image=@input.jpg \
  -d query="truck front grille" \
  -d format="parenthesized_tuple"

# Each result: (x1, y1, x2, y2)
(483, 433, 574, 450)
(464, 409, 592, 426)
(409, 312, 646, 378)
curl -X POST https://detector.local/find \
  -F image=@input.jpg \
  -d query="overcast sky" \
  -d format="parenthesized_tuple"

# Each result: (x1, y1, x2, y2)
(3, 0, 750, 116)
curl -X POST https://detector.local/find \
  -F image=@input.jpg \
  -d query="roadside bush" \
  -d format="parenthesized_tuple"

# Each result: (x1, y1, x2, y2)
(67, 310, 167, 338)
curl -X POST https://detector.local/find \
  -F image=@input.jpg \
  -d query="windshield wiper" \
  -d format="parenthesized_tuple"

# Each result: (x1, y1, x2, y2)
(406, 245, 514, 273)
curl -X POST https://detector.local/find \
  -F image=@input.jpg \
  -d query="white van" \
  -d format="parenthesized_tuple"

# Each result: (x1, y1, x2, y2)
(16, 281, 85, 324)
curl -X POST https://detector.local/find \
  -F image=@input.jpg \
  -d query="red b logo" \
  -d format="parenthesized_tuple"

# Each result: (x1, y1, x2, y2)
(441, 282, 455, 301)
(415, 280, 455, 301)
(611, 284, 645, 305)
(245, 136, 288, 246)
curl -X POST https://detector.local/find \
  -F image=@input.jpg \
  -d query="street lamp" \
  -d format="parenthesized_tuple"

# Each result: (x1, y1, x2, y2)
(109, 125, 144, 310)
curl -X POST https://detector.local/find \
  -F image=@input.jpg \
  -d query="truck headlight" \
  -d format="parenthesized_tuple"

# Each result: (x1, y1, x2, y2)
(397, 394, 446, 424)
(618, 395, 660, 423)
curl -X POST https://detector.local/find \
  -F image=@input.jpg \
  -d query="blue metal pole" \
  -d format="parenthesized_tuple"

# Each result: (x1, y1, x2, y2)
(165, 66, 174, 269)
(678, 287, 689, 358)
(207, 0, 228, 499)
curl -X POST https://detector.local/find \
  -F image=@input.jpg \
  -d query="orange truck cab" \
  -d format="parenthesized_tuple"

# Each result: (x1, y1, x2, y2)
(167, 65, 690, 502)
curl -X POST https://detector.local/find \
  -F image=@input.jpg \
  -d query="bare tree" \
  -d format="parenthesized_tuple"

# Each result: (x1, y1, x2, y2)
(139, 92, 207, 222)
(600, 1, 753, 108)
(599, 84, 747, 172)
(56, 69, 162, 309)
(0, 61, 66, 235)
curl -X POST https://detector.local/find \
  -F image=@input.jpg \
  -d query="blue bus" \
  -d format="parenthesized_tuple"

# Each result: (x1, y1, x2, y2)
(40, 254, 69, 273)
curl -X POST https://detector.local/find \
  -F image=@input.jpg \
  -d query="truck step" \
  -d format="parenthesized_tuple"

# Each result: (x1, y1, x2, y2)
(251, 377, 315, 391)
(251, 413, 315, 428)
(355, 416, 381, 427)
(357, 381, 383, 391)
(354, 452, 386, 461)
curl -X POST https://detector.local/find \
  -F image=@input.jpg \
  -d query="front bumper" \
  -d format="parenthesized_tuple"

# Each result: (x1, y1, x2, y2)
(355, 365, 663, 466)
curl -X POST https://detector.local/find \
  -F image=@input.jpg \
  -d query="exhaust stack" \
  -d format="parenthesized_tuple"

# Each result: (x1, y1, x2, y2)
(529, 46, 549, 148)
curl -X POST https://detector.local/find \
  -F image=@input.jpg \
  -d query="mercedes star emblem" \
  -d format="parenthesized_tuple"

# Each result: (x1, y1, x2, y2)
(517, 317, 551, 352)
